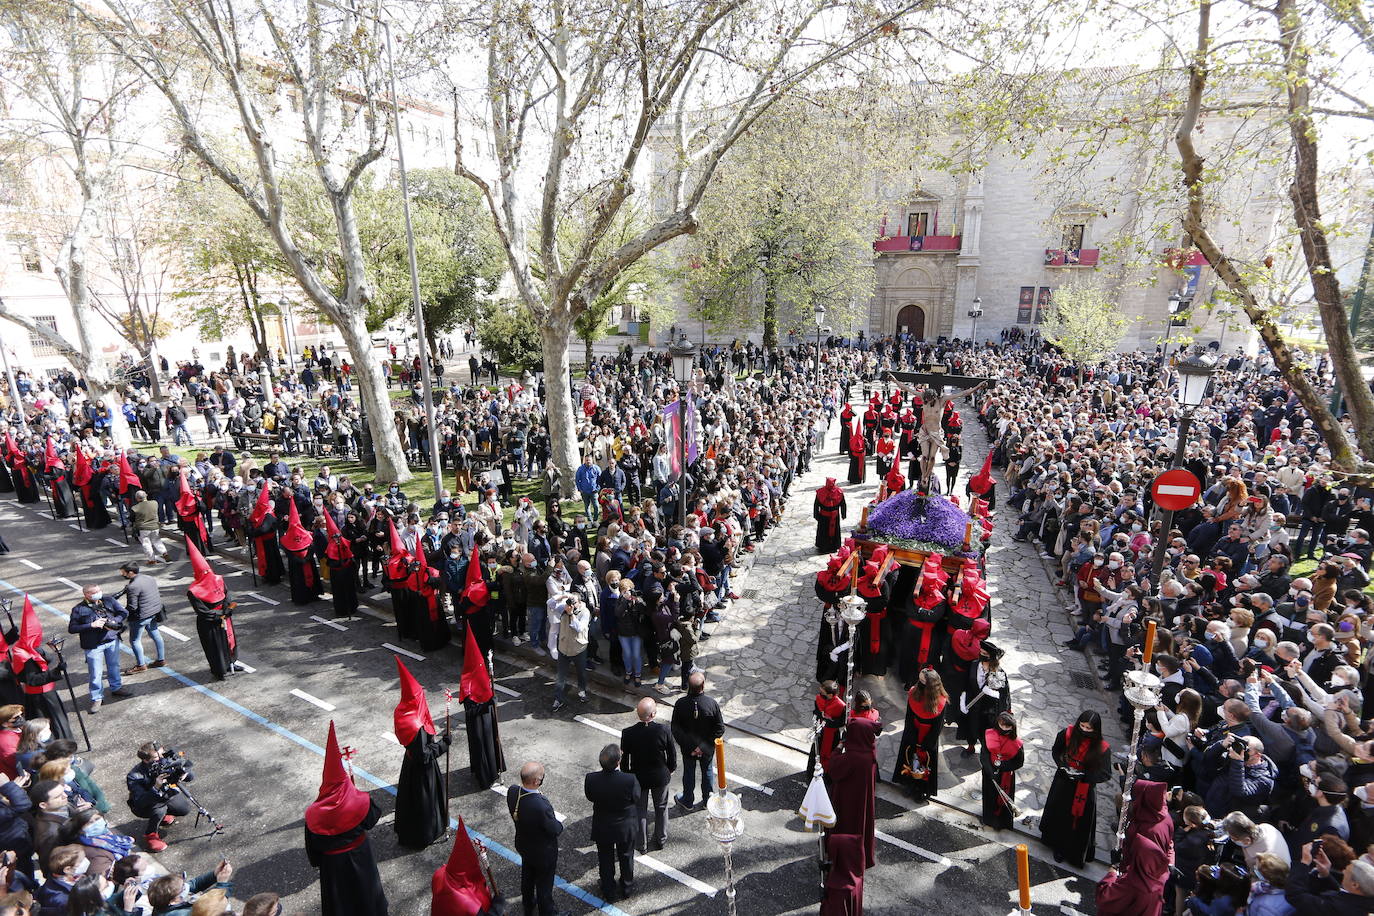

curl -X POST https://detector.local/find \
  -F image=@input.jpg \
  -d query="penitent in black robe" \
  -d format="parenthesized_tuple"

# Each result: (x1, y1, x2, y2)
(386, 569, 421, 641)
(328, 557, 359, 618)
(250, 514, 285, 584)
(813, 492, 847, 553)
(305, 799, 389, 916)
(394, 729, 449, 849)
(285, 548, 323, 606)
(80, 473, 111, 530)
(12, 461, 39, 504)
(190, 591, 238, 680)
(414, 572, 451, 652)
(1039, 726, 1111, 868)
(15, 651, 73, 741)
(463, 697, 506, 789)
(48, 471, 77, 519)
(0, 459, 12, 493)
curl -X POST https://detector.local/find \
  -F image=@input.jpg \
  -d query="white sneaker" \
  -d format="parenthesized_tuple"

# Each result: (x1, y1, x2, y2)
(578, 690, 588, 702)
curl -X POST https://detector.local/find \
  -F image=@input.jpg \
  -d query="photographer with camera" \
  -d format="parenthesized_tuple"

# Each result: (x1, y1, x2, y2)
(126, 742, 194, 852)
(67, 585, 133, 714)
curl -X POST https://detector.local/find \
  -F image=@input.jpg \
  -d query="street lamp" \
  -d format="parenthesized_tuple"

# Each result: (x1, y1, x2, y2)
(670, 334, 696, 529)
(967, 296, 983, 344)
(813, 302, 826, 382)
(279, 297, 297, 372)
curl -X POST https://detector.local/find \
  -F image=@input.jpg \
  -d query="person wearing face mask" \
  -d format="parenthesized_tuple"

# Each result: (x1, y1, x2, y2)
(1041, 711, 1111, 867)
(145, 859, 234, 916)
(1287, 772, 1351, 859)
(35, 844, 90, 916)
(57, 808, 134, 876)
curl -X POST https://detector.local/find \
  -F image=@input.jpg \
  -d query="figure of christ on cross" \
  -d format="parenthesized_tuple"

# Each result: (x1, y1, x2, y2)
(885, 371, 988, 492)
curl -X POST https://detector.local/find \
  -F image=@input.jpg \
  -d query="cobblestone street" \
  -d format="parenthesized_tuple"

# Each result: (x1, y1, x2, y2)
(701, 401, 1125, 859)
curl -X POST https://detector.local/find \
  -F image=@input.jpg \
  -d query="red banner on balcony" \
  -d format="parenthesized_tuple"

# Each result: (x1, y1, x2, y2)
(873, 235, 962, 253)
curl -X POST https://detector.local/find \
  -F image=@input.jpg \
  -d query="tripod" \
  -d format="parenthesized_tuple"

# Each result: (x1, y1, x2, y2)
(169, 781, 226, 835)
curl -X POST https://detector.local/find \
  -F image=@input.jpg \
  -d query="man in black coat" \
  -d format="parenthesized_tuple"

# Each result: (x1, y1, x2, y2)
(507, 761, 566, 916)
(584, 744, 639, 902)
(670, 672, 724, 810)
(620, 697, 676, 852)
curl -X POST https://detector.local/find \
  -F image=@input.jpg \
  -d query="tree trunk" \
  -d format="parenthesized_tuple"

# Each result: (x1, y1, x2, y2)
(337, 310, 411, 484)
(761, 273, 778, 349)
(584, 332, 594, 370)
(1275, 0, 1374, 461)
(144, 350, 162, 400)
(540, 312, 579, 498)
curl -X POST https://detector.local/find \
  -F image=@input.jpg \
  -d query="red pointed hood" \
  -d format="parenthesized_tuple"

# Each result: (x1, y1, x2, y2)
(816, 477, 843, 508)
(175, 468, 199, 518)
(280, 497, 312, 553)
(394, 656, 437, 745)
(249, 482, 273, 528)
(43, 437, 63, 472)
(9, 596, 45, 672)
(304, 722, 371, 835)
(324, 510, 353, 563)
(185, 537, 226, 604)
(462, 552, 489, 608)
(459, 623, 493, 704)
(431, 818, 493, 916)
(72, 447, 92, 489)
(385, 520, 413, 582)
(968, 452, 995, 495)
(913, 553, 948, 608)
(117, 452, 142, 493)
(951, 618, 992, 661)
(953, 563, 991, 619)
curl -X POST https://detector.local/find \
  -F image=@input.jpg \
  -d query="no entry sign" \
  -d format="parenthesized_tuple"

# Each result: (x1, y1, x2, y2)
(1152, 469, 1202, 511)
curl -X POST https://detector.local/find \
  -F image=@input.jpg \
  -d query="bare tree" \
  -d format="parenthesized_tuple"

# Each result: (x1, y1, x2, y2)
(446, 0, 927, 490)
(87, 0, 416, 482)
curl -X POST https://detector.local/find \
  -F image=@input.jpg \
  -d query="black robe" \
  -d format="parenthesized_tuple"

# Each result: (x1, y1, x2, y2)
(813, 493, 847, 553)
(15, 651, 72, 741)
(1039, 727, 1111, 867)
(12, 461, 39, 503)
(189, 591, 238, 680)
(285, 548, 323, 605)
(0, 458, 12, 493)
(0, 661, 22, 707)
(386, 570, 420, 641)
(891, 695, 945, 800)
(815, 611, 850, 684)
(463, 697, 505, 789)
(898, 599, 946, 689)
(328, 556, 359, 618)
(414, 571, 452, 652)
(856, 584, 891, 676)
(846, 440, 866, 485)
(48, 472, 77, 518)
(305, 799, 388, 916)
(79, 473, 111, 530)
(980, 737, 1025, 830)
(250, 514, 285, 584)
(394, 729, 449, 849)
(955, 664, 1011, 747)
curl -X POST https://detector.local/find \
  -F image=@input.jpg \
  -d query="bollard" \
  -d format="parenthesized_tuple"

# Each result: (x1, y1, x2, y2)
(1016, 844, 1031, 912)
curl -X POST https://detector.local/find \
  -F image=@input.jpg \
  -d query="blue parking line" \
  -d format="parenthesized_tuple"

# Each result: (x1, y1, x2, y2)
(0, 576, 628, 916)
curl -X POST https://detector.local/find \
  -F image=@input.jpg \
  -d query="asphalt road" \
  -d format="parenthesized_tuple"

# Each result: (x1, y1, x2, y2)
(0, 498, 1100, 915)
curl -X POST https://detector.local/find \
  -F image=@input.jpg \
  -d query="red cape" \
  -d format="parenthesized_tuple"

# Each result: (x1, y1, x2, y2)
(394, 656, 437, 746)
(431, 818, 493, 916)
(459, 623, 493, 704)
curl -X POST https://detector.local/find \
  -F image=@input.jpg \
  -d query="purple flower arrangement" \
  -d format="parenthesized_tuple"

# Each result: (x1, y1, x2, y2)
(867, 490, 977, 554)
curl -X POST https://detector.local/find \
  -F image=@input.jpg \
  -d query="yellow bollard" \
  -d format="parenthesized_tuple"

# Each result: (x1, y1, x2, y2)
(1016, 844, 1031, 911)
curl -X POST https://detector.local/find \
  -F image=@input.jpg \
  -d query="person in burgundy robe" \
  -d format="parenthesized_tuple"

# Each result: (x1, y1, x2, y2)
(1094, 780, 1173, 916)
(827, 714, 880, 870)
(813, 478, 847, 553)
(820, 832, 864, 916)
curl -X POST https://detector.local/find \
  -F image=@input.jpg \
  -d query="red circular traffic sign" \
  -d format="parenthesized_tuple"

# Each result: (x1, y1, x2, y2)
(1152, 469, 1202, 511)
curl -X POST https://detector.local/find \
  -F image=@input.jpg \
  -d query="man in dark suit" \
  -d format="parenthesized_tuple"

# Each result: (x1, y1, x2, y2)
(670, 672, 724, 810)
(620, 697, 676, 852)
(584, 744, 639, 902)
(506, 761, 566, 916)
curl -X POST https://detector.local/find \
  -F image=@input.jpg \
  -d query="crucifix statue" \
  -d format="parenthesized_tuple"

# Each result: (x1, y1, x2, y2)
(885, 369, 989, 492)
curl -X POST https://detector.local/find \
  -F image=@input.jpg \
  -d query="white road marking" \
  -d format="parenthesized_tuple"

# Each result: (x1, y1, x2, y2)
(56, 577, 81, 591)
(290, 688, 336, 711)
(356, 606, 388, 621)
(382, 642, 424, 661)
(18, 559, 41, 570)
(875, 829, 953, 867)
(636, 855, 718, 898)
(1059, 907, 1091, 916)
(233, 662, 257, 673)
(245, 592, 280, 606)
(159, 626, 191, 642)
(37, 511, 53, 520)
(222, 569, 244, 577)
(490, 785, 565, 822)
(68, 524, 81, 531)
(493, 683, 522, 699)
(573, 715, 620, 738)
(105, 539, 127, 548)
(310, 615, 348, 632)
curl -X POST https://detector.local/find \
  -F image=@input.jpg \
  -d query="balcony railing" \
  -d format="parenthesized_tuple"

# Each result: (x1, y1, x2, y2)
(873, 234, 962, 253)
(1044, 248, 1100, 267)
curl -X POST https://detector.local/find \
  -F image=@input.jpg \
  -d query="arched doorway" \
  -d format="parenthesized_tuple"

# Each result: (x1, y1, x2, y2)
(895, 304, 926, 339)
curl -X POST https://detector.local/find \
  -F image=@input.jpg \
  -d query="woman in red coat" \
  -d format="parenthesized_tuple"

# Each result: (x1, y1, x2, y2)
(1095, 779, 1174, 916)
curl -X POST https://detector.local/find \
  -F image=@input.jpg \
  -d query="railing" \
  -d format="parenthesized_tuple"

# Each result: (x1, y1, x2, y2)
(1044, 248, 1100, 267)
(873, 235, 962, 253)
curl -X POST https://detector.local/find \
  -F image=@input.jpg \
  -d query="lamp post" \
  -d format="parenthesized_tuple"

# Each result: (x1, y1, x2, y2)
(813, 303, 826, 383)
(967, 296, 983, 344)
(1125, 348, 1216, 854)
(1162, 291, 1182, 369)
(279, 297, 297, 372)
(670, 334, 696, 529)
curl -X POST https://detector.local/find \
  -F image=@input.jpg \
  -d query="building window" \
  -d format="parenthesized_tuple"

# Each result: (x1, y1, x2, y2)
(10, 234, 40, 272)
(907, 211, 930, 238)
(29, 314, 57, 355)
(1062, 223, 1086, 251)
